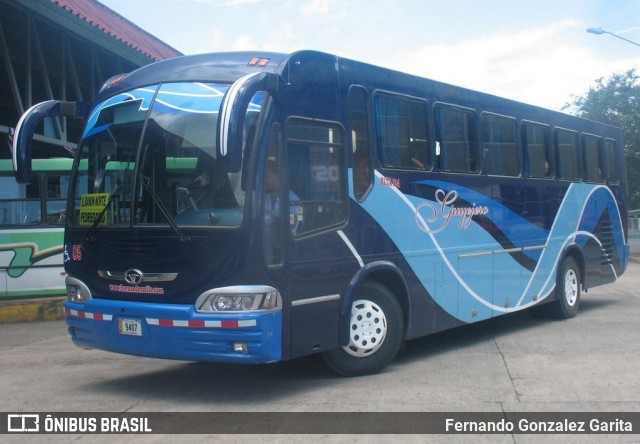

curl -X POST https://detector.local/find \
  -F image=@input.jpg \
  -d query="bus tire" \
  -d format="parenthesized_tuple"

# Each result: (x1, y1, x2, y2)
(323, 281, 403, 376)
(548, 256, 581, 319)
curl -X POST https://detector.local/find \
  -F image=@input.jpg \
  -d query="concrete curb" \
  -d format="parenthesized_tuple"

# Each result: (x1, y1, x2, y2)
(0, 296, 66, 324)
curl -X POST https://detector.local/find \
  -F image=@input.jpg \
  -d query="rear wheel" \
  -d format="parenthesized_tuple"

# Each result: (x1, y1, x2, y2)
(548, 256, 581, 319)
(323, 281, 403, 376)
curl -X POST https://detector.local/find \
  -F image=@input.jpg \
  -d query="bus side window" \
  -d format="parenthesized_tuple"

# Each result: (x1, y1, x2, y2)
(523, 122, 551, 178)
(46, 175, 69, 224)
(434, 105, 478, 173)
(349, 86, 372, 200)
(583, 134, 604, 183)
(482, 113, 519, 176)
(408, 101, 429, 169)
(375, 94, 429, 170)
(604, 139, 619, 183)
(0, 176, 41, 225)
(555, 129, 581, 181)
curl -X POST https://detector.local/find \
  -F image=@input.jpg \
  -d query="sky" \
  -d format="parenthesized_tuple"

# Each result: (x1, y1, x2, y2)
(98, 0, 640, 112)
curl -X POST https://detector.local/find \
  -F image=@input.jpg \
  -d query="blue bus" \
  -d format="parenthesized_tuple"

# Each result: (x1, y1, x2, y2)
(12, 51, 629, 375)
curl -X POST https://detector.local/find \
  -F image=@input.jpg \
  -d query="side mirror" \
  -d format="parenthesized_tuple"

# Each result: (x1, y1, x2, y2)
(12, 100, 89, 183)
(217, 72, 276, 172)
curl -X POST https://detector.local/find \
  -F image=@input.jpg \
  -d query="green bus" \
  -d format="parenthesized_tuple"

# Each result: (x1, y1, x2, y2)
(0, 158, 73, 299)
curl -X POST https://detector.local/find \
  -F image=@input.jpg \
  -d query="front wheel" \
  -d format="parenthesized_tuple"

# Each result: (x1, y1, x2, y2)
(548, 256, 581, 319)
(323, 281, 404, 376)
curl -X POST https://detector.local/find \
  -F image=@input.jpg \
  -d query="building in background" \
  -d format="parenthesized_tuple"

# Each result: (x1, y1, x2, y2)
(0, 0, 182, 158)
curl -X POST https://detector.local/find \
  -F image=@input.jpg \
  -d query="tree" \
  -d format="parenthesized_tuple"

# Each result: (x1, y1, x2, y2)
(565, 69, 640, 210)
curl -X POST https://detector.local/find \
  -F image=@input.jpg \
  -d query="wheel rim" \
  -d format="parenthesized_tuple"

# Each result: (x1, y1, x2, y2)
(564, 268, 579, 307)
(343, 299, 388, 357)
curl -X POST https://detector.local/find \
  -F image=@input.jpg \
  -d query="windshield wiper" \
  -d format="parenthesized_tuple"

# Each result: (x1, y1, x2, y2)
(140, 175, 191, 242)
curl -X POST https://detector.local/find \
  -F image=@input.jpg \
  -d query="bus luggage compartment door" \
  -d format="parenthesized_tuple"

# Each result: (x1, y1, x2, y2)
(289, 294, 341, 358)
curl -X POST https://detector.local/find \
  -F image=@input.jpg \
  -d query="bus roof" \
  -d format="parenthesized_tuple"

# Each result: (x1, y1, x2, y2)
(94, 49, 621, 136)
(96, 51, 289, 102)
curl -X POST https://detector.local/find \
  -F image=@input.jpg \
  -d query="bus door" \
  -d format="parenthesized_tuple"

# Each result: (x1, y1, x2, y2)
(265, 52, 356, 357)
(279, 119, 349, 358)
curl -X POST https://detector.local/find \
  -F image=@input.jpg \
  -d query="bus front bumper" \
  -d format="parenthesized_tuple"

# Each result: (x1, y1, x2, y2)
(63, 299, 282, 364)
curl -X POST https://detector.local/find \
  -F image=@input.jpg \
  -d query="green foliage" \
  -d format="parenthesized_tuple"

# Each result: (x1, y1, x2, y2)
(564, 69, 640, 210)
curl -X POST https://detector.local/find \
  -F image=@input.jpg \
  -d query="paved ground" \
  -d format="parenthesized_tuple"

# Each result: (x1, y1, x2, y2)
(629, 234, 640, 258)
(1, 262, 639, 442)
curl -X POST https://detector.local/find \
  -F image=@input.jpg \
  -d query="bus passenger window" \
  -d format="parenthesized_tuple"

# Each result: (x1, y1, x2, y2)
(434, 105, 477, 173)
(0, 176, 41, 225)
(523, 122, 551, 178)
(408, 101, 429, 169)
(349, 86, 372, 200)
(605, 139, 619, 182)
(375, 94, 429, 170)
(555, 129, 581, 181)
(583, 134, 604, 183)
(481, 114, 519, 176)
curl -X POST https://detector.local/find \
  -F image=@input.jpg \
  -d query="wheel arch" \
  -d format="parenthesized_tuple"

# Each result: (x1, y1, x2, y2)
(339, 261, 410, 346)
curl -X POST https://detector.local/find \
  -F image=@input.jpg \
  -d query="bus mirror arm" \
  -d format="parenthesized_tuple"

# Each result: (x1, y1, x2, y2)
(216, 72, 278, 172)
(12, 100, 89, 184)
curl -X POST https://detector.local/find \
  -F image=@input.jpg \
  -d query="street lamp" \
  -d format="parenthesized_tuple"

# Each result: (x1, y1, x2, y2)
(587, 27, 640, 47)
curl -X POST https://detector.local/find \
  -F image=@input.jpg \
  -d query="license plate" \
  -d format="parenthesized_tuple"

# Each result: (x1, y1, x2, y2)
(118, 318, 142, 336)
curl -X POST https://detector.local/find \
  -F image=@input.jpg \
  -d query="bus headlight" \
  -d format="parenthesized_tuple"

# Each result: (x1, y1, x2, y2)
(65, 276, 91, 303)
(196, 286, 281, 313)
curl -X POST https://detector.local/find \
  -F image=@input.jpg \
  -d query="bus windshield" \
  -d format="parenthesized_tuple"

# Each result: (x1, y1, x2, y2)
(69, 82, 263, 228)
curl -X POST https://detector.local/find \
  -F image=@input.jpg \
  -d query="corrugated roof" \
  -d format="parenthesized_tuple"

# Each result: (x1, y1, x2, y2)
(51, 0, 183, 61)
